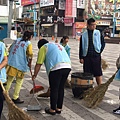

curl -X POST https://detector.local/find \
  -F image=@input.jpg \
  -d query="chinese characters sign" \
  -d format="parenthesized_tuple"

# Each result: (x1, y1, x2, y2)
(40, 0, 54, 7)
(77, 0, 85, 9)
(21, 0, 40, 6)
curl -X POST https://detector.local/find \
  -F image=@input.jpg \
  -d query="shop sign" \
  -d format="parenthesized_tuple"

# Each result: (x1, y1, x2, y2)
(77, 0, 85, 9)
(116, 20, 120, 26)
(75, 22, 86, 28)
(64, 23, 73, 26)
(88, 0, 117, 19)
(72, 0, 77, 17)
(65, 0, 76, 17)
(21, 0, 39, 6)
(116, 27, 120, 30)
(59, 0, 65, 10)
(65, 0, 73, 17)
(64, 18, 74, 23)
(96, 21, 110, 26)
(40, 16, 64, 24)
(40, 0, 54, 7)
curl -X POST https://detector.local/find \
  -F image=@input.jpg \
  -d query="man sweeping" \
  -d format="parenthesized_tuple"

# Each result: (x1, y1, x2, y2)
(79, 18, 105, 85)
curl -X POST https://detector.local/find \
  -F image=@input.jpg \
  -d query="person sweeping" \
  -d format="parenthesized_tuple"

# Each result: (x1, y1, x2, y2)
(37, 36, 71, 98)
(0, 41, 8, 119)
(32, 39, 71, 115)
(5, 30, 33, 104)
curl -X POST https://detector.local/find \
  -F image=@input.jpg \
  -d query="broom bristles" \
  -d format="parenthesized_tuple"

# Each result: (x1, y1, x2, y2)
(101, 59, 109, 70)
(3, 91, 34, 120)
(83, 71, 118, 108)
(30, 86, 44, 94)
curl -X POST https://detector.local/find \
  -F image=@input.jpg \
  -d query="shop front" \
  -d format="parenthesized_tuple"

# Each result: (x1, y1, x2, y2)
(96, 20, 111, 32)
(73, 22, 86, 40)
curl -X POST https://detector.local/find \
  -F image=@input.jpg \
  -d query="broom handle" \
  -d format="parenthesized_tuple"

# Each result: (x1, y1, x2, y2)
(0, 81, 6, 92)
(106, 70, 119, 86)
(119, 88, 120, 107)
(30, 68, 36, 88)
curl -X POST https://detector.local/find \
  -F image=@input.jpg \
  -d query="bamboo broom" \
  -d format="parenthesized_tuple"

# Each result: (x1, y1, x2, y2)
(0, 81, 34, 120)
(101, 58, 109, 70)
(83, 70, 118, 108)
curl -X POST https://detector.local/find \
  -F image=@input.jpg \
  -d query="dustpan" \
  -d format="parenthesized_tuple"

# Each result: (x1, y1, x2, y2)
(27, 80, 42, 111)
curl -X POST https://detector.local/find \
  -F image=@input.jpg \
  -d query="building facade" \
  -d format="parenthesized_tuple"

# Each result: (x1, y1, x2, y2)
(21, 0, 87, 37)
(0, 0, 8, 40)
(21, 0, 120, 37)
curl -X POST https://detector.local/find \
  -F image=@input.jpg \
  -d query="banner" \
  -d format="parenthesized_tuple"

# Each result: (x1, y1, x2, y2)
(21, 0, 39, 6)
(77, 0, 85, 9)
(65, 0, 73, 17)
(72, 0, 76, 17)
(40, 0, 54, 7)
(59, 0, 65, 10)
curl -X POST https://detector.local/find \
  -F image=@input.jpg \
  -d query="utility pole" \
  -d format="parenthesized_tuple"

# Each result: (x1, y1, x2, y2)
(14, 1, 17, 20)
(113, 0, 117, 37)
(38, 1, 41, 37)
(8, 0, 13, 38)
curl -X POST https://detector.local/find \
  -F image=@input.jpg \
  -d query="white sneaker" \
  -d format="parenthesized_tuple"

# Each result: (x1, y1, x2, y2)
(113, 107, 120, 115)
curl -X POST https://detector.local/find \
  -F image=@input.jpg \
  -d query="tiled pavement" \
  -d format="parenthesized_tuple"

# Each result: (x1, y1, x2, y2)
(1, 38, 120, 120)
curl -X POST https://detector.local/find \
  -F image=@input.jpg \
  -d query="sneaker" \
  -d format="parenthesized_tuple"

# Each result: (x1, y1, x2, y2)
(113, 107, 120, 115)
(12, 98, 24, 104)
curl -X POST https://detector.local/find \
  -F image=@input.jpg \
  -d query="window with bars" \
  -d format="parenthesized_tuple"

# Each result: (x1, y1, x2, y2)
(0, 0, 7, 5)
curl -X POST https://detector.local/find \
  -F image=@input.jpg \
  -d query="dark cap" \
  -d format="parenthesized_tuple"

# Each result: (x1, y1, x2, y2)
(37, 39, 49, 49)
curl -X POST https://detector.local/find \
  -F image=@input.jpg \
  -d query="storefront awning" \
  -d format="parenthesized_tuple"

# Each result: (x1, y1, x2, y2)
(0, 16, 8, 23)
(41, 24, 53, 27)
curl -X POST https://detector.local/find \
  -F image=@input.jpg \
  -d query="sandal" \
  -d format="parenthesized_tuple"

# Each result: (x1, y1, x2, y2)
(45, 107, 56, 115)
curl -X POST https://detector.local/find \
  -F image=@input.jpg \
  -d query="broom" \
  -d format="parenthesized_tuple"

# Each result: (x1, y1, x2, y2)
(83, 70, 118, 108)
(101, 58, 109, 70)
(0, 81, 34, 120)
(29, 69, 44, 94)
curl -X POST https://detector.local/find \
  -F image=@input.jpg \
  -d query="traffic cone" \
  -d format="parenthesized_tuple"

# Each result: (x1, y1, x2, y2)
(52, 36, 54, 40)
(55, 38, 58, 43)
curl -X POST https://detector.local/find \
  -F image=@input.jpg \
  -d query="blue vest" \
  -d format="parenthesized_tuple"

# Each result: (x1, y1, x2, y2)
(0, 42, 6, 83)
(114, 69, 120, 81)
(64, 44, 71, 58)
(82, 29, 101, 57)
(8, 38, 31, 72)
(44, 43, 71, 75)
(60, 43, 71, 57)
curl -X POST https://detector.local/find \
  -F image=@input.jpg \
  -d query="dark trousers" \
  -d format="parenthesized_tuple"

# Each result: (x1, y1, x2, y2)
(83, 56, 102, 77)
(0, 85, 4, 119)
(49, 68, 71, 110)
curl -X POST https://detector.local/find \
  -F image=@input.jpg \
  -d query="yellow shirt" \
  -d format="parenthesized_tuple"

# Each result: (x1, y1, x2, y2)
(37, 46, 46, 64)
(7, 43, 33, 78)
